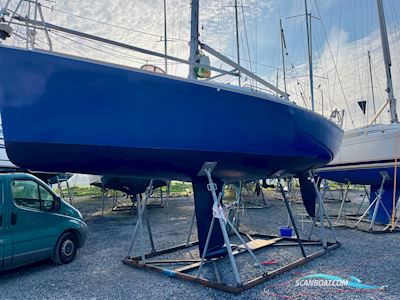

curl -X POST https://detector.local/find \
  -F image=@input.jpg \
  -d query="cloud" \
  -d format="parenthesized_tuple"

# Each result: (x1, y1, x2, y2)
(0, 1, 273, 73)
(272, 24, 400, 129)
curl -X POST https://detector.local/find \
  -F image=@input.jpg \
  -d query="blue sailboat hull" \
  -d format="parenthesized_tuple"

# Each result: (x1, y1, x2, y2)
(0, 46, 343, 181)
(318, 163, 400, 224)
(318, 161, 399, 186)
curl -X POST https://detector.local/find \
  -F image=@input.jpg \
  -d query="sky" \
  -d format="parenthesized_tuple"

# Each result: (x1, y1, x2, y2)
(1, 0, 400, 130)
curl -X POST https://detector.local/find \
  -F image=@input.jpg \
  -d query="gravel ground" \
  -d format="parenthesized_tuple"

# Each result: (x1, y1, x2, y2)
(0, 192, 399, 300)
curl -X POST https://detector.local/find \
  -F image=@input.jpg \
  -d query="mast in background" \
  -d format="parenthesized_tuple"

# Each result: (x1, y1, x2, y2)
(188, 0, 199, 79)
(279, 18, 287, 96)
(234, 0, 241, 86)
(304, 0, 315, 112)
(163, 0, 168, 73)
(376, 0, 398, 123)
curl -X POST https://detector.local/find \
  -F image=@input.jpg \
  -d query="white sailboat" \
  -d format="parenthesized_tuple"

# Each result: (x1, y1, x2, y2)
(318, 0, 400, 225)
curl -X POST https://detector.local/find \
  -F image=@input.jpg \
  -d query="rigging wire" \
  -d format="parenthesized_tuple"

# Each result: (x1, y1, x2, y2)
(313, 0, 355, 128)
(285, 51, 309, 109)
(51, 31, 148, 65)
(240, 0, 255, 88)
(331, 0, 343, 114)
(40, 3, 189, 44)
(174, 0, 185, 75)
(50, 31, 89, 58)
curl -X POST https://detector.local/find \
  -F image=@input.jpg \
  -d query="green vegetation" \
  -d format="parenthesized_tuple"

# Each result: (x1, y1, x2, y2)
(56, 179, 366, 199)
(57, 181, 194, 198)
(57, 186, 103, 197)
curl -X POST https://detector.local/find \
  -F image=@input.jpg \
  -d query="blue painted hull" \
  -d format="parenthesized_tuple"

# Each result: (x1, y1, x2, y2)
(318, 162, 399, 185)
(0, 46, 343, 181)
(318, 162, 400, 224)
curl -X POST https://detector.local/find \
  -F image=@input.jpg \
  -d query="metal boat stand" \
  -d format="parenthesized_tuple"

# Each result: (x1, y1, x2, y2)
(185, 190, 197, 245)
(195, 162, 267, 286)
(306, 174, 338, 248)
(122, 164, 340, 294)
(241, 181, 270, 209)
(344, 174, 400, 233)
(226, 181, 259, 233)
(334, 183, 368, 224)
(185, 181, 259, 240)
(115, 187, 166, 215)
(226, 182, 243, 232)
(383, 198, 400, 232)
(110, 191, 133, 212)
(126, 179, 156, 260)
(55, 174, 74, 205)
(334, 182, 351, 224)
(285, 178, 303, 204)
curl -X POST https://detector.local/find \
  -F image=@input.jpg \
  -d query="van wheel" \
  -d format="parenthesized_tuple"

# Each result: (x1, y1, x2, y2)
(53, 232, 78, 265)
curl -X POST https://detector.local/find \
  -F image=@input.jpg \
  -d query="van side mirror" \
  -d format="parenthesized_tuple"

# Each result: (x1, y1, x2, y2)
(54, 196, 62, 211)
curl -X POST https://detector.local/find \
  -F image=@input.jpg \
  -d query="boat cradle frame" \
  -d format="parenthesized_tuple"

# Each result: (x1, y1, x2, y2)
(122, 165, 340, 294)
(122, 234, 340, 294)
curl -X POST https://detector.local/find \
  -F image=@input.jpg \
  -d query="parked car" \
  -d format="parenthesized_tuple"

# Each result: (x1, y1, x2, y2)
(0, 173, 87, 271)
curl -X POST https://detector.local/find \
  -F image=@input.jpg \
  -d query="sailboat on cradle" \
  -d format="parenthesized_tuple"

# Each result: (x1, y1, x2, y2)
(318, 0, 400, 225)
(0, 1, 343, 255)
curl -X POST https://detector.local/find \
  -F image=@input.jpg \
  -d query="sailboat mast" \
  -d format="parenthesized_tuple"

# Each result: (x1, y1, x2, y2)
(234, 0, 241, 86)
(376, 0, 398, 123)
(304, 0, 315, 112)
(163, 0, 168, 73)
(188, 0, 200, 79)
(280, 18, 287, 95)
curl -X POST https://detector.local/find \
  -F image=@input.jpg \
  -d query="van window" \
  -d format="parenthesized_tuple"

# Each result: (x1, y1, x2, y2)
(12, 180, 55, 212)
(39, 185, 55, 212)
(12, 180, 40, 210)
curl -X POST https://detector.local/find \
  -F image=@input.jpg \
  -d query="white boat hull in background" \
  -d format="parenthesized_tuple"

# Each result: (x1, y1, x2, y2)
(318, 123, 400, 185)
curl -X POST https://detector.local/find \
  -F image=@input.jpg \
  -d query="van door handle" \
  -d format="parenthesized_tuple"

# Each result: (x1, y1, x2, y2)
(10, 212, 17, 225)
